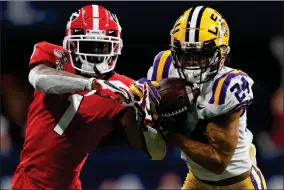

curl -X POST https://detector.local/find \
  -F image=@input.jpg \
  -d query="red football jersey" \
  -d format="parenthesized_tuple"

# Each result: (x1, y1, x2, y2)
(11, 42, 134, 189)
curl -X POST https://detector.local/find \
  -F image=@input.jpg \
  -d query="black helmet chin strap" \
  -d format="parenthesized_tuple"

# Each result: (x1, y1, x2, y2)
(72, 53, 102, 76)
(92, 64, 101, 75)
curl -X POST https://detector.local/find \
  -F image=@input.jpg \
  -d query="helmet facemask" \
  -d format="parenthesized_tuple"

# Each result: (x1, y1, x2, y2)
(171, 39, 230, 85)
(63, 30, 123, 76)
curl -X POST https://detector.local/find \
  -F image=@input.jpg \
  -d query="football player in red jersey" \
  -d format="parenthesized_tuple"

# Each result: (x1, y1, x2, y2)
(11, 4, 165, 189)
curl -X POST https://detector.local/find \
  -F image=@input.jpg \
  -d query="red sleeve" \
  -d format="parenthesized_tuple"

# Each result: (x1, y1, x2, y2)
(110, 73, 134, 86)
(29, 41, 57, 68)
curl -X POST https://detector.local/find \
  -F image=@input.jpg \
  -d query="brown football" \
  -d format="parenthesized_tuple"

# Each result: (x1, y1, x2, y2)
(156, 78, 190, 117)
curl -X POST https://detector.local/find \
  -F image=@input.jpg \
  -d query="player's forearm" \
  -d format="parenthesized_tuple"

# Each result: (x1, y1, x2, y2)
(168, 133, 225, 174)
(29, 63, 94, 94)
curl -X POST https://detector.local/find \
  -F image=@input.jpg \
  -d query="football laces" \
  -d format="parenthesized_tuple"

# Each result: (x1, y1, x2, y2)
(160, 106, 188, 117)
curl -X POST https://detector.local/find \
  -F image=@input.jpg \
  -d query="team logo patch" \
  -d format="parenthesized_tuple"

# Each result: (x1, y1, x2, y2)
(54, 49, 69, 63)
(54, 49, 69, 70)
(55, 60, 64, 70)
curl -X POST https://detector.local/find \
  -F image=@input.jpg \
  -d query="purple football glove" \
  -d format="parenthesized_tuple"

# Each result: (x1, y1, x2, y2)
(130, 78, 161, 106)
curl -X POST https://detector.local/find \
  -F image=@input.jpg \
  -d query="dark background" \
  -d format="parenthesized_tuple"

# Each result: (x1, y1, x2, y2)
(0, 1, 283, 189)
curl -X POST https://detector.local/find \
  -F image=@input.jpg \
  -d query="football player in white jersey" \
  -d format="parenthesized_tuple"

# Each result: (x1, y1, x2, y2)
(131, 6, 267, 190)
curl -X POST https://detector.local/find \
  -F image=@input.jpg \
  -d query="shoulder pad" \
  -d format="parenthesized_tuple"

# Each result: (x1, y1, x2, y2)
(30, 41, 64, 68)
(206, 69, 254, 116)
(37, 41, 62, 49)
(149, 50, 173, 82)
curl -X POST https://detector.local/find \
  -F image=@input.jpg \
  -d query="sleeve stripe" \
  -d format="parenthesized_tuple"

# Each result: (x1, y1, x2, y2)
(209, 69, 248, 105)
(209, 70, 234, 105)
(151, 51, 164, 81)
(152, 50, 172, 81)
(226, 99, 253, 115)
(161, 51, 173, 80)
(156, 50, 172, 81)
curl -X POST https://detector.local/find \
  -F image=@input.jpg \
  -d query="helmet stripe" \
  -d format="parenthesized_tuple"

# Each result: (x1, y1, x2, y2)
(194, 6, 206, 42)
(92, 5, 99, 30)
(188, 6, 204, 43)
(185, 8, 194, 42)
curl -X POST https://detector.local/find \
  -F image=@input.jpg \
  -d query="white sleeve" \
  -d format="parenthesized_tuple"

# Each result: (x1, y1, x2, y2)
(142, 125, 166, 160)
(246, 128, 253, 144)
(147, 66, 154, 80)
(147, 50, 173, 81)
(29, 65, 94, 94)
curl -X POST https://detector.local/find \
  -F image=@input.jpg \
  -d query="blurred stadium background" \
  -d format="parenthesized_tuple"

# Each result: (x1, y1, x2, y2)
(0, 1, 283, 189)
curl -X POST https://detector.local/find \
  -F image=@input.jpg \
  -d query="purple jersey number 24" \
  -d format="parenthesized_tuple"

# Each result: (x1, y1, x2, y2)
(230, 77, 250, 103)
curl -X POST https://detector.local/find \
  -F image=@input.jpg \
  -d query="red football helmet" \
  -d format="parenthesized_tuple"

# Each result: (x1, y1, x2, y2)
(63, 5, 123, 75)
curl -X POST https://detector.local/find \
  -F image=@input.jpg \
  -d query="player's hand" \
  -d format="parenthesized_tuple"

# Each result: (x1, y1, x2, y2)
(89, 77, 162, 132)
(91, 78, 135, 106)
(129, 78, 161, 106)
(130, 78, 162, 123)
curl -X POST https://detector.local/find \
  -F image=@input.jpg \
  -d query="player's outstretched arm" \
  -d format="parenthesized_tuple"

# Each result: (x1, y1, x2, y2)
(119, 106, 166, 160)
(29, 62, 95, 94)
(168, 110, 240, 174)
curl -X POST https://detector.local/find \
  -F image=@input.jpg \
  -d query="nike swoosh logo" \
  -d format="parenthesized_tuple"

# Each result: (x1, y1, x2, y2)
(204, 41, 211, 45)
(197, 104, 204, 109)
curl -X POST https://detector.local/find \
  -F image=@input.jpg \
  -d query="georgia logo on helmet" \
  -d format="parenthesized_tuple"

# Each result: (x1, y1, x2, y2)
(169, 6, 230, 85)
(63, 5, 123, 76)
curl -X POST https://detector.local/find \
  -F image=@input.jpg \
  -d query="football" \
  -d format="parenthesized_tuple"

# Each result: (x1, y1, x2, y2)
(156, 78, 190, 117)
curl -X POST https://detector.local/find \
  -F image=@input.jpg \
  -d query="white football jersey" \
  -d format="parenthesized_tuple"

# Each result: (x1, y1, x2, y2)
(147, 50, 255, 181)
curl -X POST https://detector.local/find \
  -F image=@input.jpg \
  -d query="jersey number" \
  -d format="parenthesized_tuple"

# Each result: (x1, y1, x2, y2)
(53, 94, 83, 135)
(230, 77, 250, 103)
